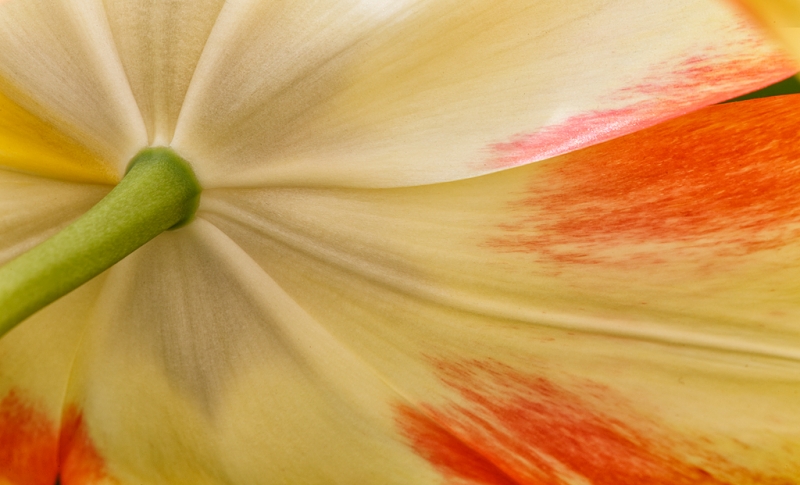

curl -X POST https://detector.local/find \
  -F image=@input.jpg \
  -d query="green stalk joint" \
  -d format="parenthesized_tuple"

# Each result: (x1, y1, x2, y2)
(0, 147, 201, 336)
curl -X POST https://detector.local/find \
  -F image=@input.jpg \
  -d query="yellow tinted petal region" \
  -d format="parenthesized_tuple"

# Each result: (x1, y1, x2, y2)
(734, 0, 800, 62)
(0, 87, 116, 185)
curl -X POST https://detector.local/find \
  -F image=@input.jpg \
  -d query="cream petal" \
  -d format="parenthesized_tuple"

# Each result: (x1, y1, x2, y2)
(0, 169, 109, 266)
(0, 0, 146, 174)
(55, 220, 438, 485)
(201, 95, 800, 367)
(199, 95, 800, 481)
(103, 0, 226, 146)
(174, 0, 792, 188)
(3, 2, 799, 483)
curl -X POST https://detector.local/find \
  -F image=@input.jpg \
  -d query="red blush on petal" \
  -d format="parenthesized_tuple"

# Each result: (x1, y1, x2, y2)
(58, 406, 112, 484)
(488, 95, 800, 264)
(396, 360, 796, 485)
(0, 391, 58, 485)
(397, 405, 519, 485)
(486, 43, 794, 171)
(0, 390, 113, 485)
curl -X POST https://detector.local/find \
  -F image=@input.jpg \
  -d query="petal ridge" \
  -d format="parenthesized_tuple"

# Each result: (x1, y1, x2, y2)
(200, 189, 800, 364)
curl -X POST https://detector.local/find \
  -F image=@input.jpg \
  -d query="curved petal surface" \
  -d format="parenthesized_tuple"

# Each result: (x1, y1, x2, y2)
(0, 92, 115, 184)
(732, 0, 800, 62)
(174, 0, 793, 188)
(103, 0, 226, 146)
(199, 95, 800, 482)
(51, 221, 438, 485)
(0, 169, 108, 484)
(3, 2, 800, 484)
(0, 169, 109, 265)
(0, 278, 106, 485)
(0, 0, 146, 175)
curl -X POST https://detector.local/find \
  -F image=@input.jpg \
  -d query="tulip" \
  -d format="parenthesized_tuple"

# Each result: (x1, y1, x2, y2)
(0, 1, 799, 484)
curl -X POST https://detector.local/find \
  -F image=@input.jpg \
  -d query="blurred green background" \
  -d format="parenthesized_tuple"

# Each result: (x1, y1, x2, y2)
(725, 74, 800, 102)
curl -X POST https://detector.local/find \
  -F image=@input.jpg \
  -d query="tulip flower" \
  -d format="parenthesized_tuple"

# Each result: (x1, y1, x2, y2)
(1, 0, 800, 484)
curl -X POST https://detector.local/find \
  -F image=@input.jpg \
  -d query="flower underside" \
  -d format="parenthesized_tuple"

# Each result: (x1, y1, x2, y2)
(0, 147, 200, 335)
(3, 1, 800, 484)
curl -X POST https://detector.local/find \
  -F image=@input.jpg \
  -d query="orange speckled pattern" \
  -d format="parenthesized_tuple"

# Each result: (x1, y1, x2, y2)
(396, 360, 797, 485)
(0, 391, 113, 485)
(0, 392, 58, 485)
(58, 406, 111, 484)
(487, 49, 795, 171)
(489, 94, 800, 265)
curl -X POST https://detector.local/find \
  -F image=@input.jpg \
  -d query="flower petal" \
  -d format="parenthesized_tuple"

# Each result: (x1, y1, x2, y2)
(0, 0, 146, 175)
(0, 276, 105, 485)
(0, 169, 109, 266)
(174, 0, 792, 188)
(200, 95, 800, 482)
(53, 220, 439, 484)
(0, 91, 116, 184)
(103, 0, 226, 146)
(732, 0, 800, 63)
(0, 169, 109, 483)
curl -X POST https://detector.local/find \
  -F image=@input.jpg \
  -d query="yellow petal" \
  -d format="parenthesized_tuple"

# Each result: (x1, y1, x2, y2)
(173, 0, 792, 188)
(3, 2, 799, 483)
(0, 89, 116, 184)
(7, 97, 800, 483)
(200, 95, 800, 481)
(733, 0, 800, 63)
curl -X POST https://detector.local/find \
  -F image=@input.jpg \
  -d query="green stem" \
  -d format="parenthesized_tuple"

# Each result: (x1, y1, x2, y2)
(0, 147, 201, 337)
